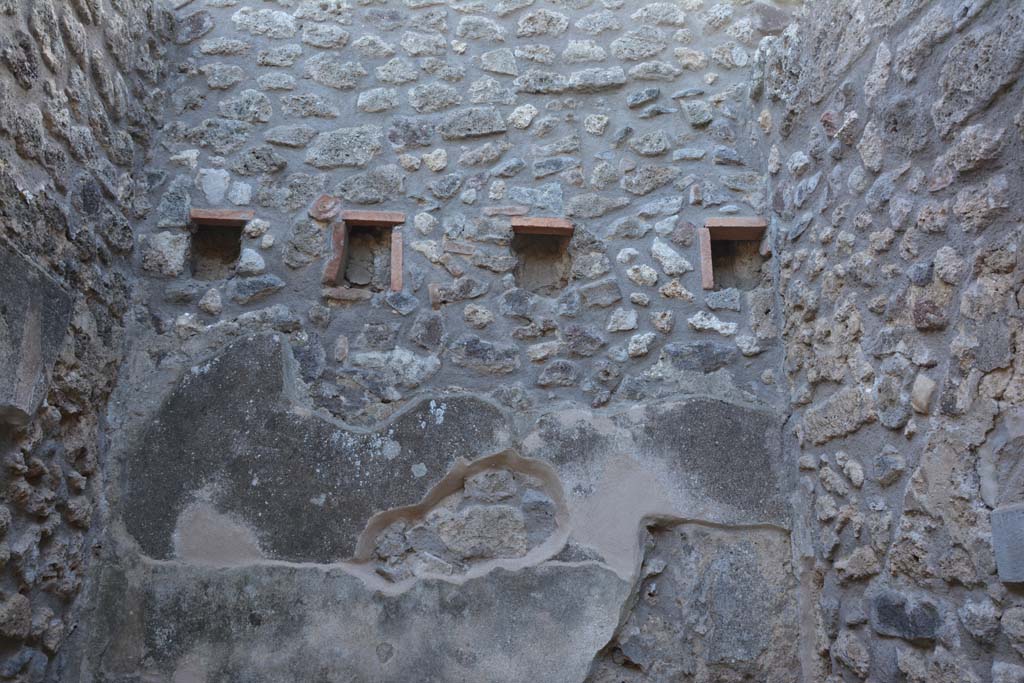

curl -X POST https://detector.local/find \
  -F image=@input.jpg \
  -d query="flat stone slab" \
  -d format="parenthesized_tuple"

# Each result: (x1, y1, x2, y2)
(121, 334, 513, 563)
(993, 503, 1024, 582)
(86, 560, 630, 683)
(0, 243, 73, 425)
(590, 523, 798, 680)
(526, 398, 789, 528)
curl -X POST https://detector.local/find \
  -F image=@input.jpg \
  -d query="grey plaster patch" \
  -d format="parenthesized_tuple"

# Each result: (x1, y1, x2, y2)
(121, 334, 513, 563)
(523, 398, 790, 530)
(635, 398, 790, 526)
(87, 560, 631, 683)
(172, 500, 264, 566)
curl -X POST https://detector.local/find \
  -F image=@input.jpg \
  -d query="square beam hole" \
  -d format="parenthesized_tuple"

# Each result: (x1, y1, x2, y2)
(191, 226, 242, 281)
(344, 226, 391, 292)
(512, 233, 571, 296)
(710, 239, 766, 291)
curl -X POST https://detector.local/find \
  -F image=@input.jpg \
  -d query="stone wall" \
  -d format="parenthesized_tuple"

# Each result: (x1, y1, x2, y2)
(0, 0, 172, 678)
(68, 0, 804, 681)
(755, 0, 1024, 680)
(6, 0, 1023, 680)
(134, 0, 790, 424)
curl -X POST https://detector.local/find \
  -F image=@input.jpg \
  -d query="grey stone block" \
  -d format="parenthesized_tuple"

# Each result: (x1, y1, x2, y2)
(993, 504, 1024, 583)
(869, 589, 940, 644)
(590, 523, 797, 678)
(0, 243, 73, 425)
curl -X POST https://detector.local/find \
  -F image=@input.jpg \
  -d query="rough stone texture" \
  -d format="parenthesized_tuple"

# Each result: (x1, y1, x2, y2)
(755, 0, 1024, 679)
(368, 461, 561, 582)
(2, 0, 1019, 679)
(591, 523, 798, 682)
(0, 244, 73, 425)
(0, 0, 171, 677)
(869, 590, 942, 644)
(82, 0, 788, 663)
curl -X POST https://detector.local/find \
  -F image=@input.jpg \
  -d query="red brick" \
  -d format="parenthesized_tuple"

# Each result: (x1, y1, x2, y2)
(510, 216, 574, 237)
(189, 208, 255, 227)
(309, 195, 341, 222)
(698, 227, 714, 290)
(340, 210, 406, 227)
(390, 229, 403, 292)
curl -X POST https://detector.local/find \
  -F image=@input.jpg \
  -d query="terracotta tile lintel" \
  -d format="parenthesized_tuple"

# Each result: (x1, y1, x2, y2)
(698, 227, 715, 291)
(705, 216, 768, 229)
(706, 225, 766, 241)
(705, 217, 768, 242)
(321, 222, 347, 287)
(511, 216, 574, 237)
(189, 208, 255, 228)
(390, 229, 403, 292)
(340, 210, 406, 227)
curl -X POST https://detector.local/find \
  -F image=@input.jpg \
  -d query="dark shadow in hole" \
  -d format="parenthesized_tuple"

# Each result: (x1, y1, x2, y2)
(710, 240, 766, 291)
(191, 226, 242, 281)
(511, 233, 571, 297)
(0, 422, 17, 462)
(344, 226, 391, 292)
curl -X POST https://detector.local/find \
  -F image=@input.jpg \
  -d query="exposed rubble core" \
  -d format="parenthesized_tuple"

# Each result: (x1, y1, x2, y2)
(757, 0, 1024, 680)
(362, 456, 565, 582)
(0, 0, 172, 676)
(0, 0, 1022, 680)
